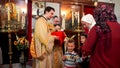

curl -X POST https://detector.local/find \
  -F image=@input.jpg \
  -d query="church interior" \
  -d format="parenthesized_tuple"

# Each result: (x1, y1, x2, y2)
(0, 0, 120, 68)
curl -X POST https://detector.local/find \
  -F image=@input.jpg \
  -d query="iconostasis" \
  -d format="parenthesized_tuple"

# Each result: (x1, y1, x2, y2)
(0, 0, 28, 64)
(0, 0, 27, 31)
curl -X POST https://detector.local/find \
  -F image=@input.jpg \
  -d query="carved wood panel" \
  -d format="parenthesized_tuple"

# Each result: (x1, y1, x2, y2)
(31, 0, 93, 3)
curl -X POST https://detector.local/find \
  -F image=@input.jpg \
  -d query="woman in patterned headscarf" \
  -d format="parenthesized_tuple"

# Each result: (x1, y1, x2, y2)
(81, 4, 120, 68)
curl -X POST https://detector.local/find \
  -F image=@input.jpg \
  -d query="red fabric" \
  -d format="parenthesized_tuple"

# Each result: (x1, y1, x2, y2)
(83, 27, 89, 34)
(51, 31, 66, 46)
(82, 22, 120, 68)
(27, 0, 32, 59)
(84, 6, 95, 15)
(64, 66, 76, 68)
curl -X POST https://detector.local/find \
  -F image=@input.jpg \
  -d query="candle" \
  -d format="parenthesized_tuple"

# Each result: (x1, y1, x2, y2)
(72, 11, 74, 26)
(83, 12, 85, 16)
(21, 12, 26, 29)
(62, 14, 66, 30)
(78, 11, 79, 24)
(8, 7, 10, 21)
(18, 10, 20, 22)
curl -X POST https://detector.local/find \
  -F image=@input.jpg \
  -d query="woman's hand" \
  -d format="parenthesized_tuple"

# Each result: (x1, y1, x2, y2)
(82, 55, 88, 60)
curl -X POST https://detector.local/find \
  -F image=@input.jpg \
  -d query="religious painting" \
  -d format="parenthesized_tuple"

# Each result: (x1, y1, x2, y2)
(61, 4, 81, 30)
(32, 1, 45, 16)
(32, 1, 45, 31)
(32, 2, 60, 32)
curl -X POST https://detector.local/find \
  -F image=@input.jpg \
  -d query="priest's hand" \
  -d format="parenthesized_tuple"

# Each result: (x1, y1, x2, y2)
(62, 55, 67, 61)
(37, 52, 47, 61)
(53, 36, 59, 40)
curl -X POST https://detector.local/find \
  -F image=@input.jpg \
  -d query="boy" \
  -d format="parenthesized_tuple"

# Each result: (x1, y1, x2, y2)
(62, 39, 82, 68)
(80, 33, 89, 68)
(80, 33, 87, 46)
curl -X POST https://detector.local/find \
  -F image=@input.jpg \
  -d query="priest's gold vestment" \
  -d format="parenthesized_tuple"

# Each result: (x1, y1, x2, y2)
(32, 17, 54, 68)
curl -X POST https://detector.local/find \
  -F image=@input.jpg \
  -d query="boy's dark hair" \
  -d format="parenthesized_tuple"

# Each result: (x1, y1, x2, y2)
(81, 33, 87, 38)
(44, 6, 55, 14)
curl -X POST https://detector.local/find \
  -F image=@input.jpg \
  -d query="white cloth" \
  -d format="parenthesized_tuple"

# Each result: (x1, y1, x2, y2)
(81, 14, 96, 31)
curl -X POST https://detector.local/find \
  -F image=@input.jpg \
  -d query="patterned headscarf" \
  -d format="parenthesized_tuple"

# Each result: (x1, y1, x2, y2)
(93, 4, 116, 48)
(94, 4, 117, 33)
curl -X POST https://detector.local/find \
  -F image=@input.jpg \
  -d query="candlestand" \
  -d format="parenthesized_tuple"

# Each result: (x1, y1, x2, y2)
(7, 21, 13, 68)
(5, 21, 18, 68)
(74, 23, 84, 48)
